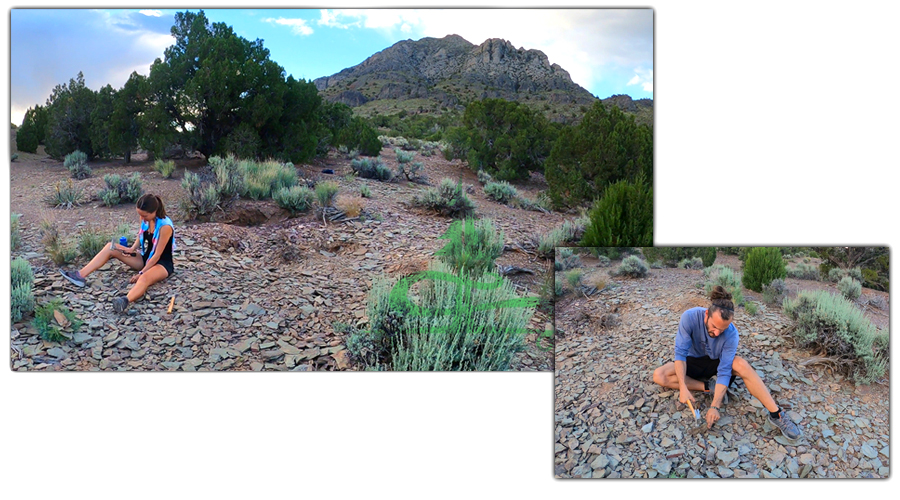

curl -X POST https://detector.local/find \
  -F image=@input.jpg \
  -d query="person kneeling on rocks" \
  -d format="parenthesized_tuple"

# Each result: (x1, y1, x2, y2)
(60, 194, 176, 313)
(651, 286, 802, 441)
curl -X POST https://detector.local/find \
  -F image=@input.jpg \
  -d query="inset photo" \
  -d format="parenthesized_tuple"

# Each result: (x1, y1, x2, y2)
(554, 247, 889, 478)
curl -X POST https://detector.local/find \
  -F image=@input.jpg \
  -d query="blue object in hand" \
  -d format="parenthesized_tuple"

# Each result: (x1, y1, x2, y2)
(120, 237, 128, 247)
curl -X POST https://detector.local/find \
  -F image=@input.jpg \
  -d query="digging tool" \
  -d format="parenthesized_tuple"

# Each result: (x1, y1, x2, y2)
(686, 399, 707, 435)
(168, 295, 176, 314)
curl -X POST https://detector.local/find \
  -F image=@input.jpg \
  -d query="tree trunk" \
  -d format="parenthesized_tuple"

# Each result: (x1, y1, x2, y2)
(124, 150, 131, 164)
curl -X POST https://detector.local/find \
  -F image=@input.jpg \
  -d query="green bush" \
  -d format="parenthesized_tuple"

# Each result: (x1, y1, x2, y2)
(744, 301, 758, 315)
(273, 185, 314, 215)
(64, 150, 91, 179)
(315, 181, 339, 208)
(762, 278, 787, 304)
(411, 178, 476, 219)
(704, 264, 744, 306)
(396, 161, 424, 182)
(787, 262, 820, 280)
(613, 255, 649, 278)
(11, 213, 22, 250)
(838, 276, 862, 301)
(597, 255, 611, 267)
(565, 268, 584, 288)
(783, 290, 888, 384)
(642, 247, 716, 268)
(44, 179, 84, 209)
(239, 159, 297, 200)
(483, 181, 518, 205)
(580, 176, 653, 247)
(353, 260, 533, 371)
(77, 227, 110, 259)
(477, 170, 493, 185)
(31, 299, 83, 343)
(395, 148, 415, 164)
(742, 247, 787, 292)
(677, 257, 704, 270)
(11, 257, 34, 289)
(828, 267, 845, 282)
(555, 248, 582, 272)
(11, 282, 35, 323)
(434, 218, 505, 276)
(181, 171, 220, 216)
(11, 153, 18, 162)
(154, 159, 176, 179)
(351, 157, 393, 182)
(99, 172, 143, 206)
(210, 155, 245, 200)
(360, 184, 372, 198)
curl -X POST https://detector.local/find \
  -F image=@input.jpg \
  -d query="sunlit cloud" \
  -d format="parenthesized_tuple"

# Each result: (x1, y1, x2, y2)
(263, 17, 314, 36)
(139, 10, 162, 17)
(627, 68, 653, 93)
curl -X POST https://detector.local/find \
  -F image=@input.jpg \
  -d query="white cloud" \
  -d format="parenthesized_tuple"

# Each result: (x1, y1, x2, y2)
(627, 68, 653, 93)
(139, 10, 162, 17)
(263, 17, 314, 36)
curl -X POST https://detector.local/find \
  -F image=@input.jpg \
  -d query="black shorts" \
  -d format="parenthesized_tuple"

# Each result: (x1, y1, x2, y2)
(143, 255, 175, 277)
(684, 356, 734, 386)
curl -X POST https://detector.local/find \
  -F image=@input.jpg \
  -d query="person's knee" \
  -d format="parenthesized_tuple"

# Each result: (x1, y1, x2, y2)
(732, 356, 751, 375)
(652, 366, 667, 386)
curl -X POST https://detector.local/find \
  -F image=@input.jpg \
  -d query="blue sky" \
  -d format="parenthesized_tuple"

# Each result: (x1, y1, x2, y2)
(9, 8, 653, 125)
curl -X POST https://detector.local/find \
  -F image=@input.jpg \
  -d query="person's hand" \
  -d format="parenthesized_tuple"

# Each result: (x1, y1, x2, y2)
(706, 407, 720, 428)
(679, 386, 695, 405)
(129, 274, 140, 284)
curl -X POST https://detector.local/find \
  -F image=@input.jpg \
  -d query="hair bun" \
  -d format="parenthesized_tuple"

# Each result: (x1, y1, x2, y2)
(710, 285, 732, 301)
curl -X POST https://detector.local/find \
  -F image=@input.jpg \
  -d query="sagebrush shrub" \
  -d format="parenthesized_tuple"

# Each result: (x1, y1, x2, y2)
(848, 267, 863, 281)
(396, 161, 424, 182)
(536, 220, 579, 259)
(360, 184, 372, 198)
(597, 255, 611, 267)
(45, 179, 84, 209)
(11, 213, 22, 250)
(762, 278, 787, 304)
(352, 157, 393, 181)
(210, 155, 244, 201)
(783, 290, 889, 384)
(395, 148, 415, 164)
(484, 181, 518, 205)
(554, 247, 581, 272)
(411, 178, 475, 219)
(787, 262, 820, 280)
(273, 185, 314, 215)
(678, 257, 704, 270)
(704, 264, 744, 306)
(743, 247, 787, 292)
(828, 267, 845, 282)
(838, 276, 862, 300)
(238, 159, 297, 199)
(11, 282, 34, 322)
(477, 170, 493, 185)
(744, 301, 758, 315)
(181, 171, 220, 216)
(99, 172, 143, 206)
(614, 255, 649, 278)
(566, 268, 583, 288)
(315, 181, 340, 208)
(154, 159, 176, 179)
(77, 227, 110, 259)
(11, 257, 34, 289)
(354, 260, 532, 370)
(64, 150, 91, 179)
(434, 218, 505, 276)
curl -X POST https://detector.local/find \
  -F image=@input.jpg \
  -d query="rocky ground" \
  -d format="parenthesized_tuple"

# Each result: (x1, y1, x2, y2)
(10, 145, 559, 371)
(554, 254, 890, 478)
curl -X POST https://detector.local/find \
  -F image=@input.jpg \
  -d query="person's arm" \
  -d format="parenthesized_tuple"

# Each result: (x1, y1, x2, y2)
(707, 333, 738, 427)
(139, 225, 172, 273)
(674, 313, 695, 403)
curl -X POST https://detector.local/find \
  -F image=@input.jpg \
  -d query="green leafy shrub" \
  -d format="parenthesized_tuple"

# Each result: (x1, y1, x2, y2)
(597, 255, 611, 267)
(395, 148, 415, 164)
(411, 178, 476, 219)
(434, 218, 505, 276)
(31, 299, 83, 343)
(315, 181, 339, 207)
(787, 262, 820, 280)
(351, 157, 393, 182)
(484, 181, 518, 205)
(44, 179, 84, 209)
(762, 278, 787, 304)
(98, 172, 143, 206)
(154, 159, 176, 179)
(838, 277, 862, 301)
(360, 184, 372, 198)
(828, 268, 845, 282)
(210, 155, 245, 201)
(353, 260, 533, 371)
(783, 290, 889, 384)
(477, 170, 493, 185)
(704, 264, 744, 306)
(273, 185, 314, 215)
(613, 255, 649, 278)
(743, 247, 787, 292)
(11, 213, 22, 250)
(580, 176, 653, 247)
(64, 150, 91, 179)
(396, 161, 424, 182)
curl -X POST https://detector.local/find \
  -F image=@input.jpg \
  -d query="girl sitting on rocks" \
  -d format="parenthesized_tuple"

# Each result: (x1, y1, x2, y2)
(60, 194, 176, 313)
